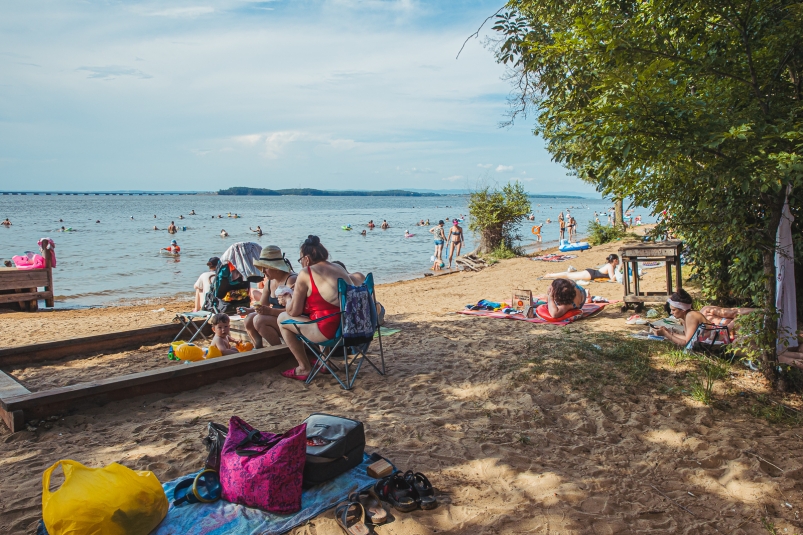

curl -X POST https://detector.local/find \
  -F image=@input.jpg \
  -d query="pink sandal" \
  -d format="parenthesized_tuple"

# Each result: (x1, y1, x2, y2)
(281, 368, 309, 381)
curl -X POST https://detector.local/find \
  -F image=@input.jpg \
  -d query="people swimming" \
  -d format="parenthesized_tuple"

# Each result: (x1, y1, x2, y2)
(360, 230, 367, 236)
(220, 229, 229, 237)
(167, 221, 178, 234)
(179, 215, 184, 220)
(1, 218, 11, 226)
(153, 226, 160, 230)
(189, 210, 196, 215)
(405, 230, 412, 238)
(381, 220, 389, 229)
(163, 239, 181, 254)
(250, 226, 263, 236)
(368, 220, 375, 229)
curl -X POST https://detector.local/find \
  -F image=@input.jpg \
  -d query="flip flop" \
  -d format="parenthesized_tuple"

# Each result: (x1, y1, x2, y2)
(335, 501, 369, 535)
(281, 368, 309, 381)
(349, 490, 387, 525)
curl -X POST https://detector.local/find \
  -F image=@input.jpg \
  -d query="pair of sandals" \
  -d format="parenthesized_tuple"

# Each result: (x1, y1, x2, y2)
(335, 490, 386, 535)
(374, 470, 437, 512)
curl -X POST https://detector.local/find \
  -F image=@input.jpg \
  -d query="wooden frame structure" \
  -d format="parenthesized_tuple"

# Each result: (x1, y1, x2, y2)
(619, 241, 683, 312)
(0, 322, 291, 433)
(0, 245, 55, 312)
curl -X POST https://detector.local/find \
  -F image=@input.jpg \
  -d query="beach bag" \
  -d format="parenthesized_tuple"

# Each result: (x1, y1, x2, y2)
(686, 323, 730, 354)
(203, 422, 229, 472)
(342, 284, 374, 344)
(302, 414, 365, 487)
(42, 460, 168, 535)
(219, 416, 306, 513)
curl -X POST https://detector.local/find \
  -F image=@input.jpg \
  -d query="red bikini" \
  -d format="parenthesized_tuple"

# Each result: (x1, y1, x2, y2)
(303, 267, 341, 339)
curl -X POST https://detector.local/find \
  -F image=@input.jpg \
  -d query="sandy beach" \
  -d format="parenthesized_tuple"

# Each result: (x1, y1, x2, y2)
(2, 238, 802, 534)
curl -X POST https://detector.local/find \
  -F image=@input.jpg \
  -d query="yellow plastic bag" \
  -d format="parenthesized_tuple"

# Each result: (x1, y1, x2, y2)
(43, 460, 168, 535)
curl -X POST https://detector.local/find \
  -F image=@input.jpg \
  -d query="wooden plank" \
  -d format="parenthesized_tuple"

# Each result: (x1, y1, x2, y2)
(0, 291, 51, 305)
(0, 321, 208, 367)
(0, 345, 293, 428)
(0, 370, 30, 398)
(0, 269, 48, 283)
(423, 268, 460, 278)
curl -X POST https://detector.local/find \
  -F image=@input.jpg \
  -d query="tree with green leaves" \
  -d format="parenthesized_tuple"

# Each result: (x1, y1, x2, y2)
(468, 181, 531, 254)
(491, 0, 803, 379)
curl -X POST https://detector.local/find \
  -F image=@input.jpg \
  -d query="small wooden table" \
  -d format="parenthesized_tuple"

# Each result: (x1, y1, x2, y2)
(619, 241, 683, 312)
(0, 246, 55, 312)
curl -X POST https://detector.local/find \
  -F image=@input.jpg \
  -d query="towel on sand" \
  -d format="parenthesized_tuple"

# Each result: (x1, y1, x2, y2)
(458, 301, 613, 325)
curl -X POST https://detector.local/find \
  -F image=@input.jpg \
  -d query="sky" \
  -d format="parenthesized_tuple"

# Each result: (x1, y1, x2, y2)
(0, 0, 599, 196)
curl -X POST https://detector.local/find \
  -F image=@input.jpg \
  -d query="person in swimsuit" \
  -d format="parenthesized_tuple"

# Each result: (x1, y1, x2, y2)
(368, 220, 375, 229)
(250, 226, 263, 236)
(568, 216, 577, 241)
(547, 279, 588, 318)
(532, 223, 543, 243)
(543, 254, 619, 281)
(220, 229, 228, 237)
(429, 220, 447, 262)
(162, 239, 180, 254)
(244, 246, 297, 348)
(652, 290, 708, 346)
(167, 221, 178, 234)
(381, 220, 389, 229)
(558, 213, 565, 240)
(278, 236, 354, 381)
(2, 218, 11, 226)
(446, 219, 464, 268)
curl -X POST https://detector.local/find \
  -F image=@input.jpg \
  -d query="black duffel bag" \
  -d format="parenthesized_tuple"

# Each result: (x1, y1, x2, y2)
(302, 413, 365, 487)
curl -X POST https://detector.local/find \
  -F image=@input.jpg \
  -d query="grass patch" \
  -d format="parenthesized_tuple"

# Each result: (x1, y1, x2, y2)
(749, 394, 803, 426)
(586, 222, 639, 246)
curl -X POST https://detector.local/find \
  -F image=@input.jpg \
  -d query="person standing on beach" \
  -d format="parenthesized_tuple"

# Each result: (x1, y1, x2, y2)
(558, 213, 565, 241)
(446, 219, 464, 268)
(568, 216, 577, 241)
(430, 220, 447, 263)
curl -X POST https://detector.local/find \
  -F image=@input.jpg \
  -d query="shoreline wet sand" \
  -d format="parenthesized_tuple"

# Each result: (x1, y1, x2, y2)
(1, 238, 802, 534)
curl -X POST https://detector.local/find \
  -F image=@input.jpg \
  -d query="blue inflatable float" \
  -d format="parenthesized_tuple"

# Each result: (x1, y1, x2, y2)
(558, 239, 590, 252)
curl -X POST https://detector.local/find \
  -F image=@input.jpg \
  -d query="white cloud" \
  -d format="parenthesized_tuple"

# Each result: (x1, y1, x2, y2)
(442, 175, 462, 182)
(76, 65, 152, 80)
(477, 163, 492, 168)
(145, 7, 215, 18)
(496, 165, 513, 172)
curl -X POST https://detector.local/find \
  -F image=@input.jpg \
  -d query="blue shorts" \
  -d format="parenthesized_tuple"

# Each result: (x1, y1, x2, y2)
(434, 240, 444, 245)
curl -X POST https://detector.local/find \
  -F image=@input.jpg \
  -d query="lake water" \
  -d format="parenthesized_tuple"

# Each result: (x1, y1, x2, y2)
(0, 194, 644, 307)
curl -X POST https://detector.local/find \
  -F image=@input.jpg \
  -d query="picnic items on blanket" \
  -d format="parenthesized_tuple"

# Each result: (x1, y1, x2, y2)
(42, 460, 168, 535)
(172, 469, 222, 506)
(203, 422, 229, 472)
(219, 416, 307, 513)
(303, 414, 366, 488)
(531, 253, 577, 262)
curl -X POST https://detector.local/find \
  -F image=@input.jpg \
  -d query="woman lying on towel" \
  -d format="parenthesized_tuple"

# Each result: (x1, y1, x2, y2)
(543, 254, 619, 282)
(651, 289, 708, 346)
(699, 305, 756, 336)
(277, 236, 355, 381)
(546, 279, 590, 319)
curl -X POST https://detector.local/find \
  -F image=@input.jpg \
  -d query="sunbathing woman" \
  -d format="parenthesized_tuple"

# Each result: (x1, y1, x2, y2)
(547, 279, 589, 318)
(543, 254, 619, 282)
(244, 246, 297, 348)
(652, 289, 708, 345)
(699, 305, 756, 336)
(277, 236, 354, 381)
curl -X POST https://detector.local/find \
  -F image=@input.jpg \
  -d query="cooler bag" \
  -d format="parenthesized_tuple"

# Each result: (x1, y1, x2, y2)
(302, 414, 365, 487)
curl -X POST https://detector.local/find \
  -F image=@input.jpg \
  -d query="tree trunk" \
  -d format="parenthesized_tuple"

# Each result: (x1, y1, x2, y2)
(760, 189, 788, 385)
(614, 197, 624, 229)
(478, 225, 504, 254)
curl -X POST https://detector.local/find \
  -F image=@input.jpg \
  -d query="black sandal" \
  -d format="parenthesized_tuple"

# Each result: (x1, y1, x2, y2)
(374, 471, 418, 512)
(403, 470, 437, 510)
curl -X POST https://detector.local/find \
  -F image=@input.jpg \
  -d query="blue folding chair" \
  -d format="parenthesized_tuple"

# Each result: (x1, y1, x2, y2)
(280, 273, 386, 390)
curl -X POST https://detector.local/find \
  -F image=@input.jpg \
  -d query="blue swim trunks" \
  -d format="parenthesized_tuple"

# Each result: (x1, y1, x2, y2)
(434, 239, 444, 245)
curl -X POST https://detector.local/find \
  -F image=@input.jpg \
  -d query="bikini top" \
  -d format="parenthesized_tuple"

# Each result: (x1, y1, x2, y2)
(574, 284, 587, 309)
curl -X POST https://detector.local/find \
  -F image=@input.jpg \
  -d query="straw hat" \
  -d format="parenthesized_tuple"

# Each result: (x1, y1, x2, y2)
(253, 245, 291, 272)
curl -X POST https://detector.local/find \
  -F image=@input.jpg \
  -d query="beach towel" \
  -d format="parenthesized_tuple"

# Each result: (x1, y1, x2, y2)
(36, 454, 386, 535)
(531, 254, 577, 262)
(458, 300, 613, 326)
(221, 242, 263, 282)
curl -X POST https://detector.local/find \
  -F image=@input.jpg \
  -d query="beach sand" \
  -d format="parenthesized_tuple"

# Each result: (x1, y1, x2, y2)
(1, 238, 802, 534)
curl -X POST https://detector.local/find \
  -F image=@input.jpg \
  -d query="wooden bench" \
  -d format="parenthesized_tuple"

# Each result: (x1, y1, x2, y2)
(0, 246, 54, 312)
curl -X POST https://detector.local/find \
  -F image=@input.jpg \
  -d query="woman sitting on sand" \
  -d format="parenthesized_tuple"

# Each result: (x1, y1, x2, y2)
(243, 246, 297, 348)
(547, 279, 589, 318)
(652, 290, 708, 346)
(277, 236, 354, 381)
(543, 254, 619, 282)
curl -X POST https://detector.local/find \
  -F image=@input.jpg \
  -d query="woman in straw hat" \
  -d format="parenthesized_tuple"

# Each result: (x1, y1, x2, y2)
(243, 245, 297, 348)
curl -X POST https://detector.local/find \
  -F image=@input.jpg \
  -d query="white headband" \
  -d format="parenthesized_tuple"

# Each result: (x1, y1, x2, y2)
(667, 299, 691, 311)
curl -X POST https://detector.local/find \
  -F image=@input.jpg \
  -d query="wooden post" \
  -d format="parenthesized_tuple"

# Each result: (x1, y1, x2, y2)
(44, 243, 54, 308)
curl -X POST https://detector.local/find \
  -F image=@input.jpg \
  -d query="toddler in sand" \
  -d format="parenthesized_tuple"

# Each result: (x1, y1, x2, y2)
(209, 314, 240, 356)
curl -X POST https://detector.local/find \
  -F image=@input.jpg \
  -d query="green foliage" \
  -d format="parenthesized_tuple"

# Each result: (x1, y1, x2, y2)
(486, 242, 520, 261)
(491, 0, 803, 363)
(468, 182, 531, 253)
(586, 221, 634, 246)
(689, 356, 728, 405)
(729, 311, 780, 364)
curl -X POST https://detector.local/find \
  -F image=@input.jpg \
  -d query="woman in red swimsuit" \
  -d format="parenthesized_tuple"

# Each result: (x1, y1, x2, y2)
(278, 235, 355, 381)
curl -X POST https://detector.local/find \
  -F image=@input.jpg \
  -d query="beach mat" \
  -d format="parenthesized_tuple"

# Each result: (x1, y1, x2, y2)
(376, 326, 401, 338)
(531, 254, 577, 262)
(37, 454, 383, 535)
(458, 302, 613, 326)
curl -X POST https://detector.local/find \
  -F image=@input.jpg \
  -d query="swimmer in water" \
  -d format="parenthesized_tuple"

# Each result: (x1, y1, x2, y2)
(221, 229, 229, 237)
(154, 215, 157, 218)
(360, 229, 367, 236)
(167, 221, 178, 234)
(1, 218, 11, 226)
(368, 220, 375, 229)
(59, 219, 63, 222)
(189, 210, 196, 215)
(250, 226, 263, 236)
(163, 239, 181, 254)
(179, 215, 184, 220)
(96, 220, 100, 223)
(381, 220, 389, 229)
(153, 226, 159, 230)
(404, 230, 412, 238)
(130, 216, 134, 220)
(60, 226, 66, 232)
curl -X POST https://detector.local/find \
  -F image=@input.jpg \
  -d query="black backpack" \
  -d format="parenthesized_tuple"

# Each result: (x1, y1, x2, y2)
(302, 413, 365, 487)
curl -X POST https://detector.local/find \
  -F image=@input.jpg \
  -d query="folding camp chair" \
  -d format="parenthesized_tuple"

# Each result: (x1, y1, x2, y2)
(173, 310, 214, 343)
(280, 273, 386, 390)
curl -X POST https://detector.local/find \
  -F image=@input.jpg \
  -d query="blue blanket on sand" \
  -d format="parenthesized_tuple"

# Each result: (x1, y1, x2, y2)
(38, 454, 380, 535)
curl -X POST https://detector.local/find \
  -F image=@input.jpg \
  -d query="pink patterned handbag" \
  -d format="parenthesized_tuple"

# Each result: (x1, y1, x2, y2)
(219, 416, 307, 513)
